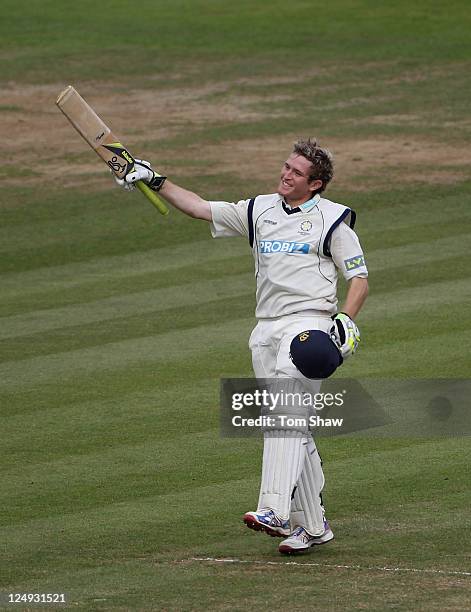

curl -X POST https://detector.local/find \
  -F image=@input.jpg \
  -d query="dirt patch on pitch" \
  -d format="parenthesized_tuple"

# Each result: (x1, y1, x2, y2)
(1, 77, 470, 193)
(199, 135, 471, 192)
(0, 80, 293, 190)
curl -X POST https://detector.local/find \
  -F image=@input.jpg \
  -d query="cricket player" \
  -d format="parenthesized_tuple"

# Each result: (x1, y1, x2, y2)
(114, 139, 368, 554)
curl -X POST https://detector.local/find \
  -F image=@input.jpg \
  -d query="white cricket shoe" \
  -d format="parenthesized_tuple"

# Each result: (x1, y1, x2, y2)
(243, 509, 291, 537)
(278, 521, 334, 554)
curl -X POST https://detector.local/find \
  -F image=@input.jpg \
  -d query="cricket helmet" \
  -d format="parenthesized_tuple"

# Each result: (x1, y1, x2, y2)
(289, 329, 343, 379)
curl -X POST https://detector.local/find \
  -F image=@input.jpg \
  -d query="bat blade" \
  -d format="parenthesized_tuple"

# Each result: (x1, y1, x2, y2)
(56, 85, 169, 216)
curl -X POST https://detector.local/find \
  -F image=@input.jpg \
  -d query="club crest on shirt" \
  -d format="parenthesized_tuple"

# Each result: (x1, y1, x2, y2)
(299, 220, 312, 235)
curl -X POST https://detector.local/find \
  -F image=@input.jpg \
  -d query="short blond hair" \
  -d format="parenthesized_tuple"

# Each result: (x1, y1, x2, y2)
(293, 138, 334, 193)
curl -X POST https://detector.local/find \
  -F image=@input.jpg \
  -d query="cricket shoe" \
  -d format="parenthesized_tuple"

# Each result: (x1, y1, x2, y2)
(278, 521, 334, 554)
(243, 509, 290, 537)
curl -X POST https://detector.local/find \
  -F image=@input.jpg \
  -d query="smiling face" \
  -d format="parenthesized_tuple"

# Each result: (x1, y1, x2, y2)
(277, 153, 323, 206)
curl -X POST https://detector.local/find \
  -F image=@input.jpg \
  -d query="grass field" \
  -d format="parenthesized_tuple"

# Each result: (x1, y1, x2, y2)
(1, 1, 470, 610)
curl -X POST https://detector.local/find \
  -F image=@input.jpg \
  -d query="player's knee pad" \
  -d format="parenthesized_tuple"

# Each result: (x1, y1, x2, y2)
(289, 330, 342, 379)
(261, 378, 310, 435)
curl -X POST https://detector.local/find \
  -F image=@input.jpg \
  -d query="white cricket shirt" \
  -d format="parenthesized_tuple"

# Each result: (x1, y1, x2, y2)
(209, 193, 368, 319)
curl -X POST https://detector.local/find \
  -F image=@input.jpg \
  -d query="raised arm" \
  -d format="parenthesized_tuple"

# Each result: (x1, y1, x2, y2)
(159, 180, 212, 221)
(118, 159, 212, 221)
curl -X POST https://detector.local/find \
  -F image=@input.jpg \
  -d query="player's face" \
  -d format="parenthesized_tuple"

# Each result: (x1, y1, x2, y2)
(277, 154, 321, 205)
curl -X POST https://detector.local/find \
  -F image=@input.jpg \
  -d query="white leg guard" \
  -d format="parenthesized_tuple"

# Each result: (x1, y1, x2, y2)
(290, 436, 326, 536)
(257, 430, 307, 520)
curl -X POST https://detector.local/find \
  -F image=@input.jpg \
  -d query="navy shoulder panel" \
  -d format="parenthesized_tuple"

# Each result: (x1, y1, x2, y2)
(248, 197, 256, 248)
(323, 208, 355, 257)
(349, 209, 357, 230)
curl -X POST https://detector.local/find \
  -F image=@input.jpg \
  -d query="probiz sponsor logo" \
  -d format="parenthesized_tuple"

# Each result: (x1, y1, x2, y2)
(259, 240, 310, 254)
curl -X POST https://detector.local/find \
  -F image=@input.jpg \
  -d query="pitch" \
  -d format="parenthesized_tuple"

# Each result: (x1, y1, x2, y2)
(0, 1, 470, 609)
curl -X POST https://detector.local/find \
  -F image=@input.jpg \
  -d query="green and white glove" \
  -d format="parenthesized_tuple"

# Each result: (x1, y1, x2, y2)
(330, 312, 361, 360)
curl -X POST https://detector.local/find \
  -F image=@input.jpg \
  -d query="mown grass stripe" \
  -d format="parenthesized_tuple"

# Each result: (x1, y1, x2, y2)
(0, 256, 253, 319)
(2, 430, 466, 503)
(3, 264, 467, 345)
(358, 277, 470, 321)
(0, 274, 464, 366)
(0, 237, 250, 297)
(0, 317, 255, 389)
(1, 238, 468, 337)
(0, 273, 254, 339)
(1, 277, 468, 383)
(0, 379, 223, 458)
(366, 233, 470, 272)
(1, 216, 467, 301)
(0, 345, 252, 418)
(0, 438, 466, 541)
(341, 328, 471, 378)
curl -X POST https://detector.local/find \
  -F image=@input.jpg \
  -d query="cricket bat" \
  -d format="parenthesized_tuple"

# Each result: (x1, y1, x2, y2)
(56, 85, 169, 216)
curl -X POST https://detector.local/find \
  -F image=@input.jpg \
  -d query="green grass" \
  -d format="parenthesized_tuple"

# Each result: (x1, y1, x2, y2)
(1, 0, 471, 83)
(1, 1, 470, 610)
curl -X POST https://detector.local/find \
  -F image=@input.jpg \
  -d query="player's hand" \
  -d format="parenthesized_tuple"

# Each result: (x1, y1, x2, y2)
(112, 171, 135, 191)
(330, 312, 361, 360)
(125, 159, 167, 192)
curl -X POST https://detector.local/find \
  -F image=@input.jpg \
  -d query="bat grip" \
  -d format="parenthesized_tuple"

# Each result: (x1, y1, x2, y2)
(136, 181, 169, 216)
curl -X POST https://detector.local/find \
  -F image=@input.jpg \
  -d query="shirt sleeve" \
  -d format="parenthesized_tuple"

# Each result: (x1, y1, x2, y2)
(209, 199, 250, 239)
(330, 222, 369, 280)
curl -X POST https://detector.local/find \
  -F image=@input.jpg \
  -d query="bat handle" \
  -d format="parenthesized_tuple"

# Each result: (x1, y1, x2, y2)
(135, 181, 169, 216)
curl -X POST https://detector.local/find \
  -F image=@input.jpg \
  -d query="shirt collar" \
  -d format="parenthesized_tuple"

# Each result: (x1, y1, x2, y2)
(300, 193, 320, 212)
(281, 193, 320, 215)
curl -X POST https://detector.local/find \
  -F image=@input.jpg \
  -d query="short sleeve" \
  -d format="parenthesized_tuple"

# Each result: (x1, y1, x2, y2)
(330, 223, 368, 280)
(209, 199, 250, 239)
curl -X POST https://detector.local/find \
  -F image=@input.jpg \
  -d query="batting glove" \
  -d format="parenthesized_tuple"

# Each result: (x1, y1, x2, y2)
(330, 312, 361, 360)
(113, 159, 167, 192)
(113, 172, 135, 191)
(125, 159, 167, 192)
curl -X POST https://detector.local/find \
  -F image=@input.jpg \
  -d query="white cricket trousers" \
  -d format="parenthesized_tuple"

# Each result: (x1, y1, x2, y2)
(249, 311, 332, 535)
